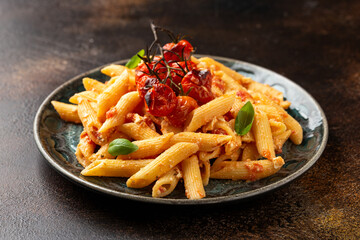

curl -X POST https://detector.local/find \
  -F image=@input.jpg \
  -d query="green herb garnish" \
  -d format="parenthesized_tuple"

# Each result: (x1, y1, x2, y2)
(235, 101, 255, 136)
(125, 49, 145, 69)
(108, 138, 139, 156)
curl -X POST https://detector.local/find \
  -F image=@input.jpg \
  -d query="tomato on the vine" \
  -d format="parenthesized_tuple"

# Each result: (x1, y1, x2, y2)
(136, 76, 160, 99)
(135, 60, 167, 84)
(163, 40, 193, 62)
(144, 84, 177, 116)
(167, 96, 198, 127)
(181, 69, 214, 105)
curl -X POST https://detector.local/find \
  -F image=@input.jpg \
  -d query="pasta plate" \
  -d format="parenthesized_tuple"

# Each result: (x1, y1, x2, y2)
(34, 55, 328, 204)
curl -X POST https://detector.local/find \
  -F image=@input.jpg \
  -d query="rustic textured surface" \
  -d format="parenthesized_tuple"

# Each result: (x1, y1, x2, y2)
(0, 0, 359, 239)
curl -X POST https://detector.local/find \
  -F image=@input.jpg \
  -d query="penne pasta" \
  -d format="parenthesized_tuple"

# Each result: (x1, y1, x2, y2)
(241, 143, 261, 161)
(210, 157, 285, 181)
(78, 98, 106, 145)
(252, 110, 275, 159)
(99, 91, 141, 133)
(198, 57, 253, 85)
(214, 71, 243, 93)
(126, 142, 199, 188)
(69, 91, 99, 104)
(120, 122, 160, 140)
(282, 111, 303, 145)
(81, 159, 153, 177)
(152, 167, 182, 198)
(182, 155, 206, 199)
(89, 130, 130, 162)
(184, 93, 236, 132)
(198, 147, 221, 186)
(168, 132, 232, 152)
(101, 64, 127, 77)
(117, 133, 174, 159)
(82, 77, 106, 93)
(248, 81, 283, 104)
(97, 70, 129, 122)
(269, 119, 287, 136)
(273, 129, 292, 153)
(76, 131, 97, 167)
(51, 101, 81, 123)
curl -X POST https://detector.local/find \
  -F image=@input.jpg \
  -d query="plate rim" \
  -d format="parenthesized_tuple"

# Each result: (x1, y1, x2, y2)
(34, 55, 329, 205)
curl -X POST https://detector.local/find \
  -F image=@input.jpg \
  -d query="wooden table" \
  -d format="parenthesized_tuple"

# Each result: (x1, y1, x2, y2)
(1, 0, 359, 239)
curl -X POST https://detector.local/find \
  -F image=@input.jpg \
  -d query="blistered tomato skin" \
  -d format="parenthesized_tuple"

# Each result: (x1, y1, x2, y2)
(181, 69, 214, 105)
(163, 40, 193, 62)
(136, 76, 160, 99)
(135, 61, 167, 84)
(167, 96, 198, 127)
(144, 84, 177, 117)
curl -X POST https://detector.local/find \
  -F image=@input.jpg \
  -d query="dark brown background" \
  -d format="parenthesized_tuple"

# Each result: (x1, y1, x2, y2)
(1, 0, 359, 239)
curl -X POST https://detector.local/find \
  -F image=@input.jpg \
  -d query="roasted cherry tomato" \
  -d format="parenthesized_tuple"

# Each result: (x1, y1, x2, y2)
(181, 69, 214, 105)
(167, 96, 198, 127)
(163, 40, 193, 62)
(144, 84, 177, 116)
(135, 60, 167, 84)
(136, 76, 160, 99)
(168, 61, 196, 86)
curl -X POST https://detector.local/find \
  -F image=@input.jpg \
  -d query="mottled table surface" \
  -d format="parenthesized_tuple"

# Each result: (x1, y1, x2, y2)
(1, 0, 359, 239)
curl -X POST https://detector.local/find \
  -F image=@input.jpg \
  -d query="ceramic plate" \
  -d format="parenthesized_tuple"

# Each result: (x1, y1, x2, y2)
(34, 55, 328, 205)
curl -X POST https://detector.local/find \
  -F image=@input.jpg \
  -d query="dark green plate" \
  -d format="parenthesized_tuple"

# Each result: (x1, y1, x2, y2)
(34, 55, 328, 205)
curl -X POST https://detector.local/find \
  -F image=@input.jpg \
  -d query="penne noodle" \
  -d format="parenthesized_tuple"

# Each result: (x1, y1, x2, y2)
(282, 111, 303, 145)
(117, 133, 174, 159)
(273, 129, 292, 153)
(78, 98, 106, 145)
(269, 119, 287, 136)
(214, 71, 243, 93)
(152, 167, 182, 198)
(182, 155, 206, 199)
(76, 131, 97, 167)
(78, 131, 96, 158)
(89, 130, 130, 162)
(241, 143, 261, 161)
(252, 110, 275, 159)
(69, 91, 99, 104)
(198, 147, 221, 186)
(212, 148, 241, 171)
(160, 119, 183, 134)
(255, 104, 283, 122)
(81, 159, 153, 177)
(184, 93, 236, 132)
(97, 70, 129, 122)
(210, 157, 285, 181)
(252, 92, 303, 145)
(51, 101, 81, 123)
(82, 77, 106, 93)
(126, 142, 199, 188)
(120, 122, 160, 140)
(241, 129, 255, 143)
(99, 91, 141, 133)
(248, 81, 283, 104)
(198, 57, 253, 85)
(101, 64, 127, 77)
(168, 132, 232, 152)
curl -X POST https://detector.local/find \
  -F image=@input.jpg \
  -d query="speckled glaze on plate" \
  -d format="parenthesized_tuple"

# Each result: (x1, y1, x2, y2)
(34, 55, 328, 205)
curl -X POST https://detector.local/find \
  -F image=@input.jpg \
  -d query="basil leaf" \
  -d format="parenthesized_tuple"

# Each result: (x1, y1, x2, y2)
(108, 138, 139, 156)
(125, 49, 145, 69)
(235, 101, 255, 136)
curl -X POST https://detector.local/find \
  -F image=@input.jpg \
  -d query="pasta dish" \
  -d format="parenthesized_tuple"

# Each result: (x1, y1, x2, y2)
(51, 25, 303, 199)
